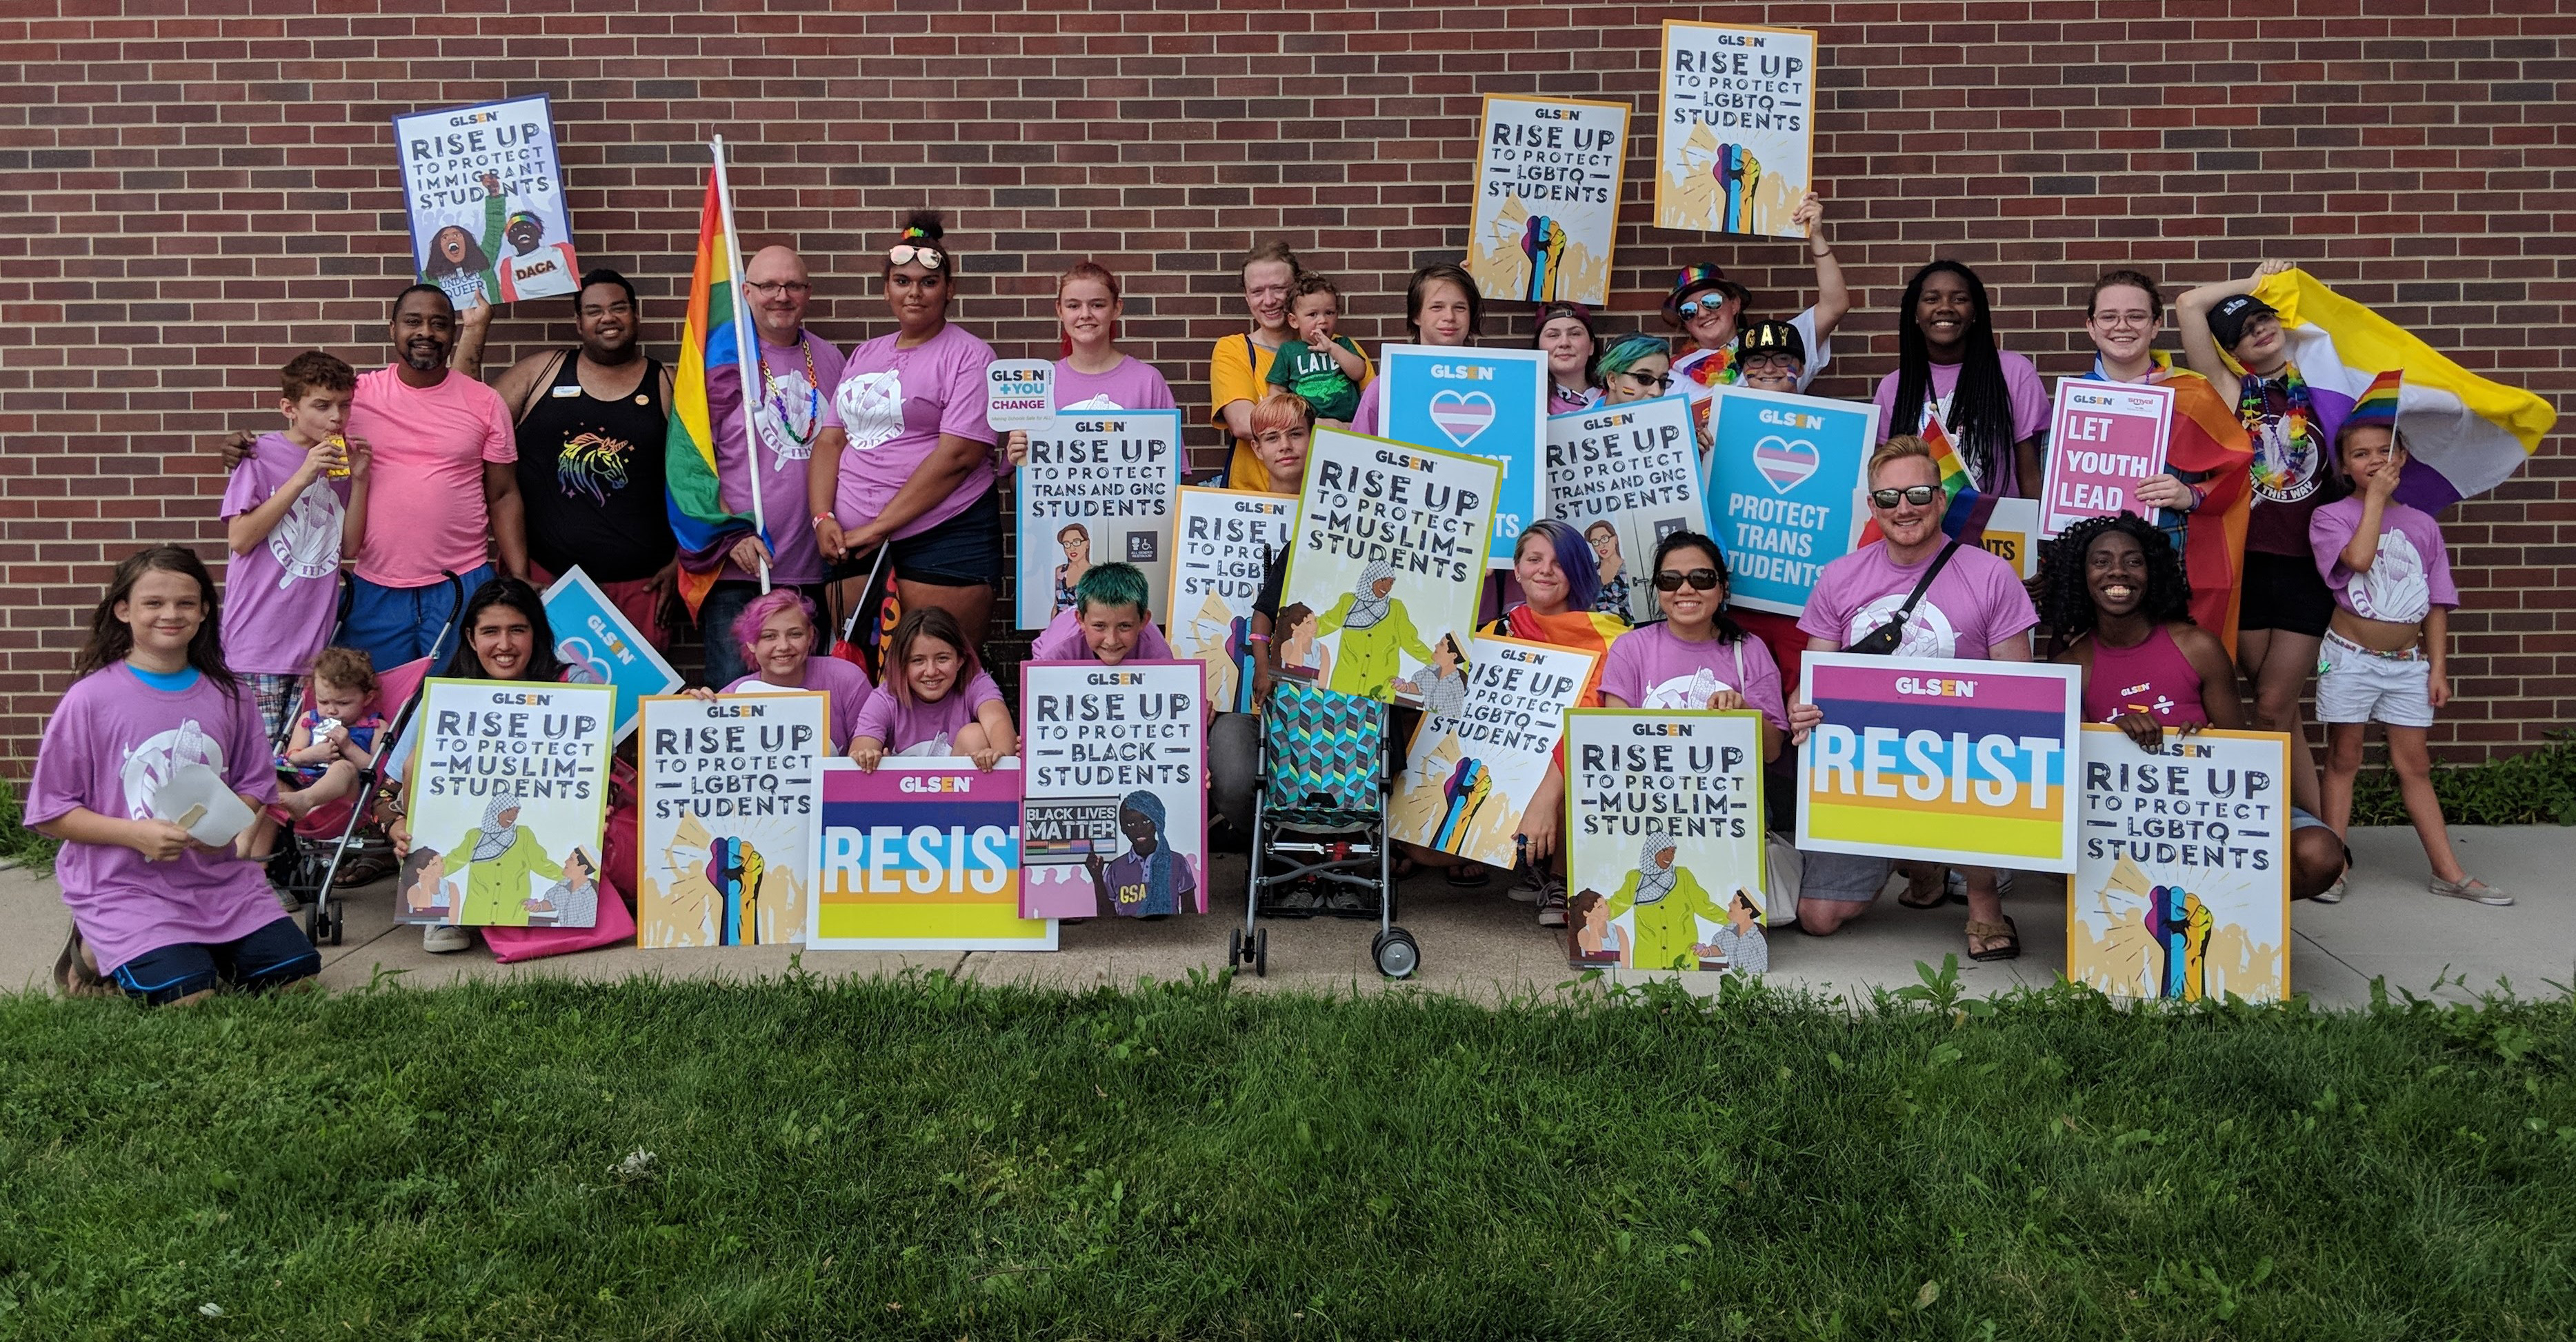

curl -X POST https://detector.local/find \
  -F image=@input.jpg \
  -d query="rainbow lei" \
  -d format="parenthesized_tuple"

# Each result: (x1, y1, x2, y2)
(2237, 360, 2310, 450)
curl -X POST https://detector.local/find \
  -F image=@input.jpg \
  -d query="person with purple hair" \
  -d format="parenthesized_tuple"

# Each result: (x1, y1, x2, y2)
(699, 588, 873, 754)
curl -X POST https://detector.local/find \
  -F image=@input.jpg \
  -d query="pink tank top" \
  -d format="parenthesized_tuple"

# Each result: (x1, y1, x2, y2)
(2083, 625, 2211, 725)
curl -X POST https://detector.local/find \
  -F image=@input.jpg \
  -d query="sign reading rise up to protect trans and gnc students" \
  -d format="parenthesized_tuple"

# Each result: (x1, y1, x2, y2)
(2070, 726, 2290, 1003)
(805, 759, 1055, 951)
(2039, 378, 2175, 536)
(1795, 653, 2083, 872)
(1378, 344, 1545, 567)
(1703, 385, 1877, 614)
(1546, 394, 1710, 625)
(1655, 22, 1818, 239)
(1467, 94, 1630, 308)
(1015, 408, 1183, 630)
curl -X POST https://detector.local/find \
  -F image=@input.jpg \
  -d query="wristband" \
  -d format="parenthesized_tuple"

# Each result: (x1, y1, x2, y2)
(2186, 484, 2206, 512)
(810, 512, 834, 531)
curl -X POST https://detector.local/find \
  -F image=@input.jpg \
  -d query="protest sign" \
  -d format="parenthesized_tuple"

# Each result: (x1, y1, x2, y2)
(985, 360, 1055, 435)
(1545, 394, 1710, 623)
(1379, 344, 1544, 566)
(541, 565, 683, 743)
(1973, 496, 2046, 581)
(1390, 633, 1599, 871)
(1655, 22, 1817, 239)
(1015, 408, 1183, 630)
(1564, 709, 1768, 973)
(392, 94, 580, 309)
(1168, 487, 1297, 713)
(2070, 727, 2290, 1002)
(1019, 660, 1206, 919)
(2040, 379, 2176, 535)
(635, 692, 827, 948)
(1704, 385, 1877, 614)
(1795, 653, 2082, 872)
(1466, 94, 1630, 308)
(396, 679, 614, 928)
(1279, 428, 1499, 703)
(806, 759, 1055, 950)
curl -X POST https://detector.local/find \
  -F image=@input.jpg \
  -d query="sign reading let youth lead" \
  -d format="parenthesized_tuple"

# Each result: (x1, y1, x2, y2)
(1546, 394, 1710, 624)
(1379, 345, 1544, 568)
(1656, 22, 1817, 239)
(1015, 408, 1182, 630)
(2040, 379, 2175, 536)
(1279, 429, 1499, 704)
(2071, 727, 2290, 1004)
(1704, 385, 1877, 614)
(392, 94, 581, 310)
(1467, 95, 1630, 308)
(1019, 661, 1206, 921)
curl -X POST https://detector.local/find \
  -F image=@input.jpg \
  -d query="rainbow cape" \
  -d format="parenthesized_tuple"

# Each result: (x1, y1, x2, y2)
(2246, 268, 2554, 512)
(2155, 367, 2255, 652)
(661, 167, 768, 619)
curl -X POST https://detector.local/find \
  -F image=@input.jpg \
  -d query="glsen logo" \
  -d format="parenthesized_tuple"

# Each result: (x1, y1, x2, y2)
(1895, 676, 1977, 698)
(1375, 449, 1435, 471)
(1630, 722, 1697, 737)
(898, 774, 973, 794)
(705, 703, 768, 718)
(1757, 408, 1826, 430)
(1429, 363, 1497, 381)
(488, 691, 555, 705)
(1075, 419, 1127, 433)
(1086, 672, 1146, 685)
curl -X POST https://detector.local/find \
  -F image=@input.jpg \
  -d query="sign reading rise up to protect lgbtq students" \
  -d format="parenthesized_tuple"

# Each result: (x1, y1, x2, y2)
(2070, 727, 2290, 1003)
(1466, 94, 1630, 308)
(1167, 487, 1297, 714)
(1018, 660, 1207, 921)
(1390, 633, 1599, 872)
(1377, 344, 1545, 567)
(1564, 709, 1769, 974)
(1655, 22, 1818, 239)
(392, 94, 581, 308)
(1703, 385, 1878, 615)
(1015, 408, 1183, 630)
(2039, 378, 2176, 536)
(635, 692, 827, 948)
(1795, 653, 2083, 872)
(806, 759, 1055, 951)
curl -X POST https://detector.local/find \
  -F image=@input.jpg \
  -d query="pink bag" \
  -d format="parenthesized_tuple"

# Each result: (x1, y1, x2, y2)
(483, 767, 641, 963)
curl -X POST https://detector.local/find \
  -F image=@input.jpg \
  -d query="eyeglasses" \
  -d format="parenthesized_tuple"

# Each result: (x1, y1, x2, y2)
(1653, 568, 1721, 592)
(1618, 369, 1673, 390)
(1870, 485, 1942, 508)
(2090, 311, 2156, 328)
(744, 281, 812, 297)
(887, 243, 945, 270)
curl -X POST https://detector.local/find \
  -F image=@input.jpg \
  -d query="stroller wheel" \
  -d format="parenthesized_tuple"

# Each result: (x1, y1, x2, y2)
(1371, 926, 1419, 980)
(326, 903, 345, 947)
(1252, 927, 1268, 979)
(1226, 928, 1246, 968)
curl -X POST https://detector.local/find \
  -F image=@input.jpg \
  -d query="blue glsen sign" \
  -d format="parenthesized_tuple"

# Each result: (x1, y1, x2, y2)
(1703, 385, 1881, 615)
(539, 565, 683, 742)
(1380, 343, 1547, 567)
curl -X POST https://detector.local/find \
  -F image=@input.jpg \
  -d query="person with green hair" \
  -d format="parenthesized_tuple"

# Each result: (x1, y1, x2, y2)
(435, 794, 566, 925)
(1595, 831, 1726, 971)
(1315, 559, 1432, 701)
(1027, 561, 1173, 664)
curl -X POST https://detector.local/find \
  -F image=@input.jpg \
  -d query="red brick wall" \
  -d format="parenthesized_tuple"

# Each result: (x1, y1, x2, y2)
(3, 1, 2570, 771)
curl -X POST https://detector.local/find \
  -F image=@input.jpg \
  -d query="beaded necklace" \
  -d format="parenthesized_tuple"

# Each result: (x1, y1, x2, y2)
(2236, 360, 2310, 451)
(755, 334, 821, 465)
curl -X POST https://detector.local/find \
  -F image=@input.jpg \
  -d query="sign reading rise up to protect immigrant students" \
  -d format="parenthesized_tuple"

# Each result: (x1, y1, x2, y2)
(540, 565, 683, 744)
(1168, 487, 1297, 714)
(1378, 344, 1546, 567)
(1466, 94, 1630, 308)
(1279, 428, 1500, 704)
(1795, 654, 2083, 872)
(397, 679, 615, 928)
(635, 692, 827, 948)
(1546, 394, 1710, 624)
(1656, 22, 1818, 239)
(984, 360, 1055, 435)
(2070, 727, 2290, 1003)
(1703, 385, 1877, 615)
(1390, 633, 1599, 872)
(805, 759, 1055, 951)
(2039, 379, 2177, 536)
(392, 94, 580, 309)
(1018, 661, 1206, 920)
(1564, 710, 1768, 974)
(1015, 408, 1183, 630)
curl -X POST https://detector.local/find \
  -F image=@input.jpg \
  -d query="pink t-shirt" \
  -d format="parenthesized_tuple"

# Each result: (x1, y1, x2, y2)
(1026, 605, 1176, 662)
(711, 330, 847, 586)
(819, 322, 999, 541)
(1056, 355, 1177, 412)
(1799, 540, 2039, 661)
(1597, 621, 1788, 731)
(1350, 377, 1383, 434)
(219, 432, 352, 675)
(723, 652, 874, 753)
(851, 668, 1005, 756)
(26, 664, 285, 974)
(1870, 351, 2049, 496)
(2309, 497, 2457, 624)
(348, 365, 515, 587)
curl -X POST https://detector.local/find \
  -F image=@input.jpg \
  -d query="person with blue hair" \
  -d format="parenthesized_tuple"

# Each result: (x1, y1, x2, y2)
(1086, 789, 1195, 918)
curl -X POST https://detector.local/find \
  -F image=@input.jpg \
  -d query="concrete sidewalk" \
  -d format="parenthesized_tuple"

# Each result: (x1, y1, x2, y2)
(1, 826, 2564, 1007)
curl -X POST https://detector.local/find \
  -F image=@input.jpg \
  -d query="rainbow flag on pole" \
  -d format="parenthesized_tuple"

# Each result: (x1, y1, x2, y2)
(1917, 414, 1984, 537)
(662, 150, 767, 619)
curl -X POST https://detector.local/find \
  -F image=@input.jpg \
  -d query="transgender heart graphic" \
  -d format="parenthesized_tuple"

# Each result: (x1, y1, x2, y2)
(1752, 435, 1820, 494)
(1427, 390, 1497, 448)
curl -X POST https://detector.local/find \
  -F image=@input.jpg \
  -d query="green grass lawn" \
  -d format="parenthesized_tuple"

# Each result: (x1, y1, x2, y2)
(2, 968, 2573, 1341)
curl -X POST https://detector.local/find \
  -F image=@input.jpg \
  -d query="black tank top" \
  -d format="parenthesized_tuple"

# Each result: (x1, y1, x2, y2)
(514, 350, 677, 581)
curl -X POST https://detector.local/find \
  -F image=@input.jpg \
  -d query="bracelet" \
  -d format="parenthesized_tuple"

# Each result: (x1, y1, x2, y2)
(1246, 633, 1270, 643)
(810, 512, 834, 530)
(2186, 484, 2206, 512)
(1810, 248, 1834, 260)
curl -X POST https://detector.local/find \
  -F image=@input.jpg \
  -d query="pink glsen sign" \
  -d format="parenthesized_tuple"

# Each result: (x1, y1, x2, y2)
(2039, 379, 2175, 536)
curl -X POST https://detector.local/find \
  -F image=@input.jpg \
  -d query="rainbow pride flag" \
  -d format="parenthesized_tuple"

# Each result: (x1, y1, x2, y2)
(1919, 414, 1983, 537)
(662, 161, 767, 619)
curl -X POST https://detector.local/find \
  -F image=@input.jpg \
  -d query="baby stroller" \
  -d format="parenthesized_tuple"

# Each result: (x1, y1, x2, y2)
(1232, 678, 1419, 979)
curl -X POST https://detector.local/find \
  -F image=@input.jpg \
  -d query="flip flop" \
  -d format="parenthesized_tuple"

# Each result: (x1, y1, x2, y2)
(1964, 916, 2020, 963)
(1897, 865, 1956, 910)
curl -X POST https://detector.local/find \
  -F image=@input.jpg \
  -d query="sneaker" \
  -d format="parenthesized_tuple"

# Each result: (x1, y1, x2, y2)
(272, 881, 305, 914)
(2311, 874, 2347, 904)
(1534, 874, 1570, 928)
(1507, 868, 1546, 903)
(423, 923, 473, 953)
(2428, 876, 2513, 906)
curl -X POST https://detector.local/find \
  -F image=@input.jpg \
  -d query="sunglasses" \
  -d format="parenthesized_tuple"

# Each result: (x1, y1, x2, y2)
(1653, 568, 1721, 592)
(1618, 369, 1673, 390)
(1870, 485, 1942, 508)
(1677, 299, 1730, 318)
(887, 243, 946, 270)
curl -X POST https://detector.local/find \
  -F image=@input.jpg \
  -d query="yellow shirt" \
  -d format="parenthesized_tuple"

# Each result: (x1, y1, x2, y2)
(1208, 331, 1376, 492)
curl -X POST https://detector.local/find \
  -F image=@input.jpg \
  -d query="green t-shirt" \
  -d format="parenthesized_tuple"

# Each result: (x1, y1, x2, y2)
(1264, 335, 1365, 421)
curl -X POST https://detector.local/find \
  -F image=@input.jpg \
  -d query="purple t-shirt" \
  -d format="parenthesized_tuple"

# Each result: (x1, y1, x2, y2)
(2309, 497, 2457, 624)
(1799, 541, 2039, 661)
(710, 329, 846, 585)
(1026, 605, 1176, 662)
(1056, 355, 1177, 412)
(850, 668, 1005, 756)
(1349, 377, 1382, 434)
(1597, 621, 1788, 731)
(819, 322, 999, 540)
(26, 663, 286, 974)
(219, 432, 351, 676)
(723, 652, 875, 753)
(1870, 350, 2050, 496)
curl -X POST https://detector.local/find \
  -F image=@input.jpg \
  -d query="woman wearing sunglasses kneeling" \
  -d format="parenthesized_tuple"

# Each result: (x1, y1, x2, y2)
(1784, 436, 2039, 961)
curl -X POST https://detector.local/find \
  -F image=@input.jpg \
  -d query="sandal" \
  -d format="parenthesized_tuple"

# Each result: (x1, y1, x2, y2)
(1444, 863, 1490, 889)
(53, 925, 114, 999)
(1898, 865, 1955, 910)
(1964, 916, 2020, 963)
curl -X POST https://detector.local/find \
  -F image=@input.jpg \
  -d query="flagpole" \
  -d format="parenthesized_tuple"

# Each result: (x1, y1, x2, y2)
(710, 135, 771, 594)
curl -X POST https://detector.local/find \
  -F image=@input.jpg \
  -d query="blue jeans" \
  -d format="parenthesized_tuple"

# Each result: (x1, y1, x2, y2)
(697, 579, 829, 690)
(336, 567, 490, 672)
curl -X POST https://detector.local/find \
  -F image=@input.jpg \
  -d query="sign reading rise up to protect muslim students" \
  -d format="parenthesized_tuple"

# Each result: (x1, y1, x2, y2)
(1564, 709, 1769, 974)
(1015, 408, 1184, 630)
(1545, 393, 1710, 624)
(392, 94, 581, 308)
(635, 692, 828, 948)
(2070, 726, 2290, 1004)
(397, 679, 615, 929)
(1018, 661, 1207, 921)
(1466, 94, 1630, 308)
(1655, 21, 1818, 239)
(1168, 486, 1297, 714)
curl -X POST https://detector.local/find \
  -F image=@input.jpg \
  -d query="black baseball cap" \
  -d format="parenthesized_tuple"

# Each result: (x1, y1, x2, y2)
(1735, 319, 1806, 365)
(2208, 293, 2279, 351)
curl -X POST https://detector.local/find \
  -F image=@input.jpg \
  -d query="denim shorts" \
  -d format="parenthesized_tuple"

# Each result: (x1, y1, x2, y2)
(835, 494, 1004, 589)
(112, 918, 318, 1006)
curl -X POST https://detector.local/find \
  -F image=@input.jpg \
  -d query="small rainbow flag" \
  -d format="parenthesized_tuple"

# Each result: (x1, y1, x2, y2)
(1918, 413, 1984, 537)
(662, 159, 766, 619)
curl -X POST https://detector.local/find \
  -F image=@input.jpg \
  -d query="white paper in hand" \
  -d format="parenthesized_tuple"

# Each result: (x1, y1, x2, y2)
(986, 360, 1055, 434)
(151, 763, 255, 848)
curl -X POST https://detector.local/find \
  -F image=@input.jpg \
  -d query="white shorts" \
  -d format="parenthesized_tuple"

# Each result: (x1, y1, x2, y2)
(2316, 632, 2433, 728)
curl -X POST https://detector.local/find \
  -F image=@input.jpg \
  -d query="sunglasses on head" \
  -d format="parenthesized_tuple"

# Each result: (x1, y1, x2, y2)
(1653, 568, 1721, 592)
(887, 243, 945, 270)
(1870, 485, 1942, 508)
